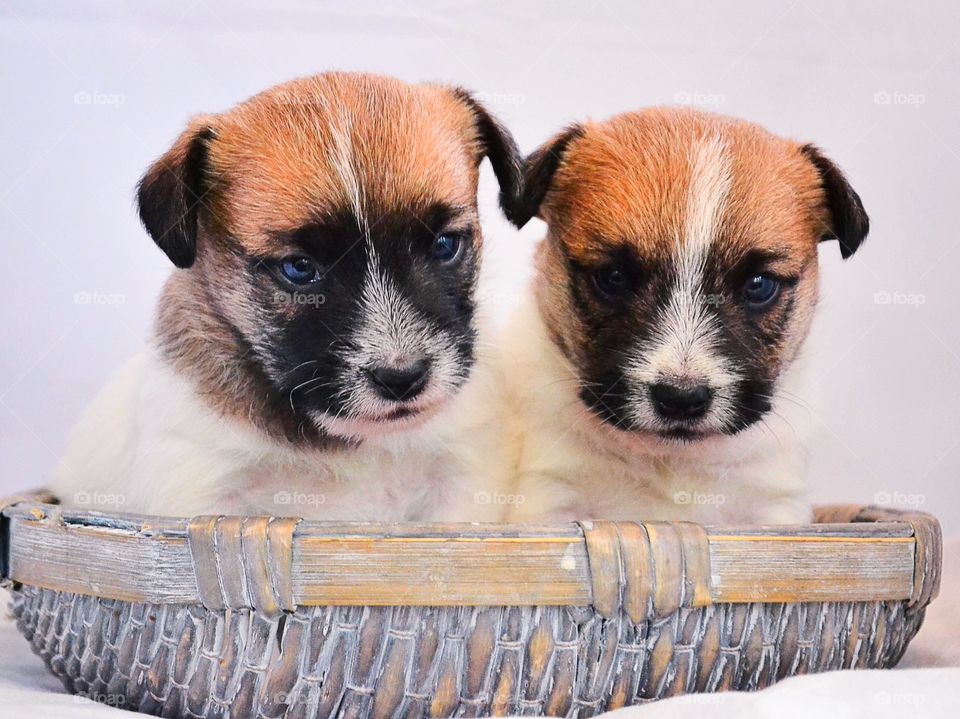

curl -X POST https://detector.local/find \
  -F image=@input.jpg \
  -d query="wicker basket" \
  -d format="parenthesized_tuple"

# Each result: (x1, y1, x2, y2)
(0, 491, 942, 718)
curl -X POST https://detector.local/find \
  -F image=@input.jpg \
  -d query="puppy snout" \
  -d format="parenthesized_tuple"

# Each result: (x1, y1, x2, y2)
(650, 382, 713, 421)
(366, 359, 430, 402)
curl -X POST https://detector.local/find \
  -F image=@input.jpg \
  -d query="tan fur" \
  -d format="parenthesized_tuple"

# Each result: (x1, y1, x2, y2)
(193, 74, 484, 252)
(502, 107, 863, 524)
(542, 108, 827, 264)
(537, 108, 830, 379)
(53, 72, 516, 521)
(143, 73, 493, 443)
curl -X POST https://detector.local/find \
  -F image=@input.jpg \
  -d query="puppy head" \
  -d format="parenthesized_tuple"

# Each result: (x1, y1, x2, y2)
(138, 72, 522, 441)
(516, 108, 868, 441)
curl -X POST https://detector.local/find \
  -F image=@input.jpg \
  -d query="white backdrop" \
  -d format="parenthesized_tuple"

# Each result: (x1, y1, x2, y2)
(1, 1, 958, 533)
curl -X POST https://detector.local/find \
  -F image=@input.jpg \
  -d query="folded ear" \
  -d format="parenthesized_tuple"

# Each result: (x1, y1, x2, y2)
(136, 118, 216, 268)
(512, 125, 584, 229)
(450, 89, 525, 227)
(801, 144, 869, 259)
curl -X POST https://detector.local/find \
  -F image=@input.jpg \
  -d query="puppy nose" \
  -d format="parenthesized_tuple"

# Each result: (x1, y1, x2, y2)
(650, 383, 713, 421)
(366, 360, 430, 402)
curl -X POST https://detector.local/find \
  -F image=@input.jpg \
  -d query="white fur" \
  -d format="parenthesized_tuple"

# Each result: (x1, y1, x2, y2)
(500, 296, 815, 525)
(314, 247, 465, 438)
(327, 100, 367, 233)
(623, 135, 740, 433)
(51, 337, 510, 521)
(498, 135, 815, 524)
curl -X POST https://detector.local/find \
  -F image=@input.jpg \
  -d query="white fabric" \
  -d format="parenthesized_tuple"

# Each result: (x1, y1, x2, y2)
(2, 539, 958, 718)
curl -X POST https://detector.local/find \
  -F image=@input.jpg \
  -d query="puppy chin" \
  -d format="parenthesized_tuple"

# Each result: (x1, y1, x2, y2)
(312, 388, 449, 441)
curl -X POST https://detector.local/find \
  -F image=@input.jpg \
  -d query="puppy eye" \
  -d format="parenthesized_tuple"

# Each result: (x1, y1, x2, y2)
(742, 274, 780, 310)
(592, 266, 631, 299)
(279, 256, 320, 285)
(430, 233, 463, 264)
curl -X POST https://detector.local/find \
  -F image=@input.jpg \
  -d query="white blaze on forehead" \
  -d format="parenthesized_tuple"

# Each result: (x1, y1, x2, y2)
(623, 134, 739, 428)
(331, 106, 369, 231)
(650, 133, 734, 381)
(320, 97, 367, 233)
(685, 133, 732, 259)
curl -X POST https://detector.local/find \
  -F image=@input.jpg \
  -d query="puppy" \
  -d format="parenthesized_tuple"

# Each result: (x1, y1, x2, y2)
(501, 107, 868, 524)
(52, 72, 522, 520)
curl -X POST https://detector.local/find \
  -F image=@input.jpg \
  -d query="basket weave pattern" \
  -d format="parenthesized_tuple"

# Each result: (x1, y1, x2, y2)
(0, 495, 942, 718)
(13, 586, 925, 718)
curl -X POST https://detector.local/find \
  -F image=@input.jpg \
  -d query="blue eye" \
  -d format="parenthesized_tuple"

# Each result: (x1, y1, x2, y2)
(279, 256, 320, 285)
(431, 234, 463, 264)
(742, 274, 780, 309)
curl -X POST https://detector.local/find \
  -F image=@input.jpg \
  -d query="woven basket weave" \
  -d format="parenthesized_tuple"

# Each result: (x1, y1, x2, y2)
(0, 492, 942, 718)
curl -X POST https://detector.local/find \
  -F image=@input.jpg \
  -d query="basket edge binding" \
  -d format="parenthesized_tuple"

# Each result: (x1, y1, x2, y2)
(813, 503, 943, 608)
(0, 489, 943, 624)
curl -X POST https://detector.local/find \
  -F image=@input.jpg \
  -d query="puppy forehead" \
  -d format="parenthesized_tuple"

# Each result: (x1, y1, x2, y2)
(549, 108, 823, 265)
(205, 74, 480, 246)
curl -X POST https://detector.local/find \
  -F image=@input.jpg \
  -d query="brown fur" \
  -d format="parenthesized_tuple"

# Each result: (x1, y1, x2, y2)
(142, 73, 517, 444)
(540, 109, 827, 267)
(199, 74, 487, 253)
(521, 107, 867, 435)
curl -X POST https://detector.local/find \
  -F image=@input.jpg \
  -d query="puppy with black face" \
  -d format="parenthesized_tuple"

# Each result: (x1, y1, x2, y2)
(52, 72, 522, 520)
(501, 108, 868, 524)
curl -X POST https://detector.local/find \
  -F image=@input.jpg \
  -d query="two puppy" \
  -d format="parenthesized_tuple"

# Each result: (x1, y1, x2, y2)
(53, 73, 867, 523)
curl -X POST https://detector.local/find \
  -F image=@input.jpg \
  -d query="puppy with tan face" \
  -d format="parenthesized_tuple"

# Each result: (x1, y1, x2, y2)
(52, 72, 521, 520)
(502, 108, 868, 524)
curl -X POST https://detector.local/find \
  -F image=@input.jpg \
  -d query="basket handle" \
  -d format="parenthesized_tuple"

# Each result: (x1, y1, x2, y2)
(187, 515, 301, 616)
(578, 520, 712, 623)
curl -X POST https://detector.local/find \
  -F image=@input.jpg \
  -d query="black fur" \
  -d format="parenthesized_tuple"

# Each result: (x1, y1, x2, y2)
(241, 203, 478, 423)
(136, 126, 215, 268)
(567, 243, 801, 435)
(451, 88, 525, 226)
(801, 144, 870, 259)
(512, 125, 585, 228)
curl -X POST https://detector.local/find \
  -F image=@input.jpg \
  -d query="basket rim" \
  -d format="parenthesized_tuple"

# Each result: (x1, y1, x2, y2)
(0, 490, 942, 623)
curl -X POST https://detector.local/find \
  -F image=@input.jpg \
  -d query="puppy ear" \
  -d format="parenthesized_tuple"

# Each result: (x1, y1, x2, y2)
(136, 118, 216, 269)
(513, 125, 584, 228)
(451, 88, 525, 227)
(801, 144, 869, 259)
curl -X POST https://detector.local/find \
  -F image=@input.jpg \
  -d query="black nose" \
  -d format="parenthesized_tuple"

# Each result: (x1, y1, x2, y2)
(367, 360, 430, 402)
(650, 383, 713, 421)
